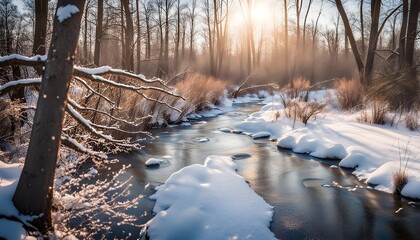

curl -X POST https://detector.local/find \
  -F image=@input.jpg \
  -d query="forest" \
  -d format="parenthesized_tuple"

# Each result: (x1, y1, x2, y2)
(0, 0, 419, 239)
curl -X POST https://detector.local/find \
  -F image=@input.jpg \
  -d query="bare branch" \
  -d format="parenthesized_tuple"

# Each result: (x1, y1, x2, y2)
(65, 104, 127, 144)
(74, 77, 115, 105)
(61, 135, 108, 159)
(0, 78, 41, 96)
(67, 97, 151, 129)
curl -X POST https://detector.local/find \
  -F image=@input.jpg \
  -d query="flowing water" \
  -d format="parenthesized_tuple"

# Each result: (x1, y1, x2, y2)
(87, 103, 420, 239)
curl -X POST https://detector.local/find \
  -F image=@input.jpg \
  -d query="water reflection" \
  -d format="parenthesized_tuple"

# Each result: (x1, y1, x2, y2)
(99, 103, 420, 239)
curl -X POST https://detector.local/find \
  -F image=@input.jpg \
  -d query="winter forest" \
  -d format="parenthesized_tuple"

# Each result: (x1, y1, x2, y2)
(0, 0, 419, 239)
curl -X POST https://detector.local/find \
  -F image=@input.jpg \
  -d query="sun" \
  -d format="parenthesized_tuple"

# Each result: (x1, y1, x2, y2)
(251, 2, 271, 25)
(230, 1, 273, 30)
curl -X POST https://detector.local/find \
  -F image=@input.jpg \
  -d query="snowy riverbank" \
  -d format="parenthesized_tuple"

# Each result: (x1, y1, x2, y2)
(231, 90, 420, 199)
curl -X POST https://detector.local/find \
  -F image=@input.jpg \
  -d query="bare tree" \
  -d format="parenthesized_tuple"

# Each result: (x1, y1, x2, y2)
(12, 0, 86, 231)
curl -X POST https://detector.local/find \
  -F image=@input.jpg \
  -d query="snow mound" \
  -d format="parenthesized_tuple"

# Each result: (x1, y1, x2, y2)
(219, 127, 232, 133)
(146, 156, 275, 240)
(277, 134, 347, 160)
(251, 132, 271, 139)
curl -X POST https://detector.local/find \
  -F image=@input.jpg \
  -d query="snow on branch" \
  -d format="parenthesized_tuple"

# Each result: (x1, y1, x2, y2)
(0, 78, 41, 96)
(74, 77, 115, 105)
(67, 97, 151, 129)
(0, 54, 46, 67)
(75, 66, 167, 87)
(61, 135, 107, 159)
(66, 104, 128, 144)
(75, 73, 183, 112)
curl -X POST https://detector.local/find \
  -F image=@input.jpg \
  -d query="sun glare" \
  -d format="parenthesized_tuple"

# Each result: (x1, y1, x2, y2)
(231, 1, 273, 31)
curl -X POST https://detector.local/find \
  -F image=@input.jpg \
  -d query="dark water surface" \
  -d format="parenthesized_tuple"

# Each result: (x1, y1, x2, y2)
(97, 103, 420, 239)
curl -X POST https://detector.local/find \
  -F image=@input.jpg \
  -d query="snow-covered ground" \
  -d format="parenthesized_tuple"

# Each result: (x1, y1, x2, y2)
(144, 156, 275, 240)
(230, 90, 420, 199)
(0, 161, 33, 239)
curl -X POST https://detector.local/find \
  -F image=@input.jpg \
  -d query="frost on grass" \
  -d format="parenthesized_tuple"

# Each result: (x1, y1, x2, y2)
(145, 156, 275, 240)
(56, 4, 80, 23)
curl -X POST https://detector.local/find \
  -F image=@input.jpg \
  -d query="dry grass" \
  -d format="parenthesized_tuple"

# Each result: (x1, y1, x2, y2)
(284, 77, 310, 101)
(334, 78, 363, 110)
(175, 73, 226, 112)
(358, 100, 388, 125)
(284, 100, 326, 126)
(404, 106, 420, 131)
(393, 170, 408, 196)
(392, 140, 412, 196)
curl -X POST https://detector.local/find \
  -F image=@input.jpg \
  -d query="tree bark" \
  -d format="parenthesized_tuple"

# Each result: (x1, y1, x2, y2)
(174, 0, 180, 71)
(360, 0, 366, 58)
(398, 0, 408, 69)
(283, 0, 289, 81)
(364, 0, 381, 85)
(188, 0, 197, 61)
(12, 0, 86, 232)
(335, 0, 365, 84)
(94, 0, 103, 66)
(136, 0, 141, 72)
(33, 0, 48, 75)
(122, 0, 134, 71)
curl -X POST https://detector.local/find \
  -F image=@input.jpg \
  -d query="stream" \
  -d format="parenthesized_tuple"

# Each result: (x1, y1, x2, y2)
(86, 103, 420, 239)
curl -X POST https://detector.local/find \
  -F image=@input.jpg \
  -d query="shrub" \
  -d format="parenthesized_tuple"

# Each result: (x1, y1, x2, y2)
(284, 99, 326, 126)
(392, 170, 408, 196)
(284, 77, 310, 101)
(358, 100, 388, 125)
(334, 78, 363, 110)
(175, 73, 226, 112)
(392, 140, 411, 196)
(404, 106, 420, 131)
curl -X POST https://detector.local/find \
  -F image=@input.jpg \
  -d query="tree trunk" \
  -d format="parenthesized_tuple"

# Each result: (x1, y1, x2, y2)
(33, 0, 48, 74)
(398, 0, 408, 69)
(12, 0, 86, 231)
(122, 0, 134, 71)
(174, 0, 180, 71)
(205, 0, 215, 75)
(302, 0, 313, 58)
(136, 0, 141, 72)
(403, 0, 420, 106)
(94, 0, 103, 66)
(283, 0, 289, 81)
(83, 2, 88, 64)
(189, 0, 197, 61)
(360, 0, 366, 58)
(335, 0, 365, 84)
(364, 0, 381, 85)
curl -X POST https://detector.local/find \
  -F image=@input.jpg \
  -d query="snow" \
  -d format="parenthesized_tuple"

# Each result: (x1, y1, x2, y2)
(0, 219, 28, 239)
(0, 54, 46, 63)
(0, 161, 28, 238)
(85, 168, 98, 177)
(220, 127, 232, 133)
(231, 90, 420, 199)
(181, 122, 191, 127)
(56, 4, 80, 23)
(146, 156, 275, 240)
(251, 131, 271, 139)
(145, 158, 164, 167)
(0, 78, 41, 92)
